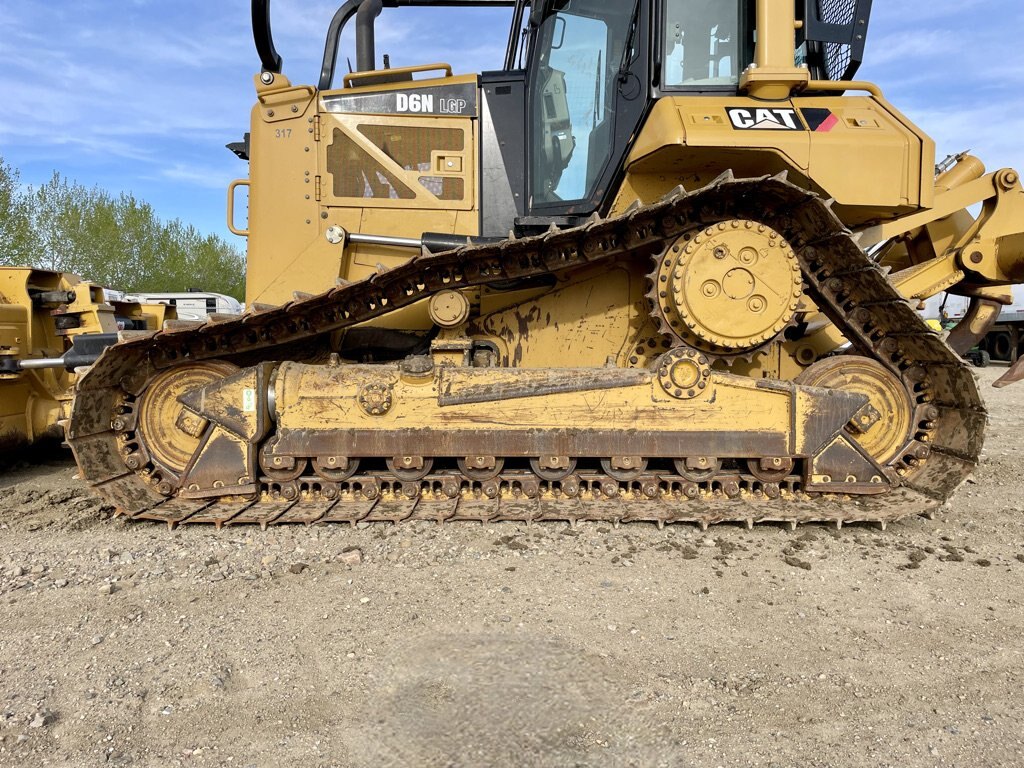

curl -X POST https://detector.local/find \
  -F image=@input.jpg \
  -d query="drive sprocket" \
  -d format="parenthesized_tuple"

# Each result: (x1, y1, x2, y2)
(647, 219, 804, 363)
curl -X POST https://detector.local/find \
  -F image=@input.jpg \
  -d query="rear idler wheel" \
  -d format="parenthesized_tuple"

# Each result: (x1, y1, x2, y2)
(136, 360, 240, 479)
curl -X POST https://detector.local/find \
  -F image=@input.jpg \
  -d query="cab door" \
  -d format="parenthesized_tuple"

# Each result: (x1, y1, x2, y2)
(526, 0, 650, 218)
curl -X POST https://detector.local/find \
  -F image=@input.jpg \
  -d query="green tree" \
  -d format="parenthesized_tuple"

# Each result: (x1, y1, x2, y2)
(0, 155, 35, 266)
(2, 163, 246, 300)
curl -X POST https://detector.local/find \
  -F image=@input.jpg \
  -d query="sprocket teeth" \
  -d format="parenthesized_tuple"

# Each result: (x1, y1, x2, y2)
(710, 170, 736, 186)
(659, 184, 688, 203)
(705, 344, 774, 370)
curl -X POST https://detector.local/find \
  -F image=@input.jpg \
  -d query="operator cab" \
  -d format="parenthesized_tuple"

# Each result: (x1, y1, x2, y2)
(248, 0, 872, 239)
(516, 0, 866, 225)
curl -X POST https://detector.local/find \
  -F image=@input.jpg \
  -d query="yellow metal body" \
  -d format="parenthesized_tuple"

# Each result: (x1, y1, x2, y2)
(266, 358, 868, 476)
(228, 0, 1024, 377)
(243, 72, 479, 307)
(614, 93, 933, 222)
(232, 68, 1024, 381)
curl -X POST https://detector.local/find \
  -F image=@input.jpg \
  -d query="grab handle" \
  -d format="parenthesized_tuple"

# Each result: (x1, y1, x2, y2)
(227, 179, 251, 237)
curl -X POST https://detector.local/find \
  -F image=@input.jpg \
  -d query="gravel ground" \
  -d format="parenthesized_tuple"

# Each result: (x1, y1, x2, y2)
(0, 365, 1022, 768)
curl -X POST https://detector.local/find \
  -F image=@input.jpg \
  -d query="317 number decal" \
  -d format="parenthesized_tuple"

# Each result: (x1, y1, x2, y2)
(275, 128, 292, 139)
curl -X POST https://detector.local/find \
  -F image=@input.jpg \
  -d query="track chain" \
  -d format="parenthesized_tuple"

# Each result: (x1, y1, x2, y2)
(66, 173, 986, 529)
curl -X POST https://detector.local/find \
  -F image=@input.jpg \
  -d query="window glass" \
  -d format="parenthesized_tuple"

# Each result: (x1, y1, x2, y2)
(663, 0, 742, 87)
(530, 1, 634, 205)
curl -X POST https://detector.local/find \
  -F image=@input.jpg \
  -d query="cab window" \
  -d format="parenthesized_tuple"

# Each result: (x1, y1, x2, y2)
(530, 1, 635, 205)
(663, 0, 747, 87)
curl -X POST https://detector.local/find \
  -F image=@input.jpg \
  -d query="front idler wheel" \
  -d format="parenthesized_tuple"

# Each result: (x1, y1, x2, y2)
(795, 356, 914, 467)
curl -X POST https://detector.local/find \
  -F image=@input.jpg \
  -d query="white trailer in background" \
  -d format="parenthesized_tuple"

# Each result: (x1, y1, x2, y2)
(122, 292, 243, 323)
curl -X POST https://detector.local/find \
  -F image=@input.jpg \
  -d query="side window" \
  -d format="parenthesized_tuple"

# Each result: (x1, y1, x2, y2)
(663, 0, 742, 87)
(531, 12, 611, 204)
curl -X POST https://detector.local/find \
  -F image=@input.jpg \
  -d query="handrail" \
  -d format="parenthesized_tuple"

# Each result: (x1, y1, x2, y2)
(343, 62, 453, 88)
(227, 180, 251, 237)
(319, 0, 363, 91)
(252, 0, 283, 73)
(804, 79, 883, 99)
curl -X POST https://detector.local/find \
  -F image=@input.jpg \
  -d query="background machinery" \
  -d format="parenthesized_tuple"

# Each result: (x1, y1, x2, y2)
(65, 0, 1024, 529)
(1, 267, 173, 452)
(123, 292, 243, 323)
(924, 287, 1024, 367)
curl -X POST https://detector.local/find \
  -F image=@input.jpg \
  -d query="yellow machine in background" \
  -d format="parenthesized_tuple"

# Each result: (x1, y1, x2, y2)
(0, 267, 173, 451)
(66, 0, 1024, 529)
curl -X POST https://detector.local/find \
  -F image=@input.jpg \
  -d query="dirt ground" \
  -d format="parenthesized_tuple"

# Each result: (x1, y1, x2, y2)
(0, 366, 1021, 768)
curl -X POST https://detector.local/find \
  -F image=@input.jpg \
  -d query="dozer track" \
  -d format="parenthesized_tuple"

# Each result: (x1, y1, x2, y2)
(66, 174, 985, 530)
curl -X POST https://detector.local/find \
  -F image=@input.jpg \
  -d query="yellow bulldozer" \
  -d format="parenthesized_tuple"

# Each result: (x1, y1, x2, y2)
(1, 267, 173, 453)
(66, 0, 1024, 529)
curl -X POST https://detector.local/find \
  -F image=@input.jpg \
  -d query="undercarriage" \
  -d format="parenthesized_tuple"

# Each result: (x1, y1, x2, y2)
(67, 175, 984, 529)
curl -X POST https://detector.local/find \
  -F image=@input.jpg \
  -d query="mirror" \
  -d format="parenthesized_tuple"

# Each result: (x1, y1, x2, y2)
(550, 16, 567, 49)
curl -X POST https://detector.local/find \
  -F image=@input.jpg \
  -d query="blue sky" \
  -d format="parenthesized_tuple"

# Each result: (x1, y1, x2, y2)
(2, 0, 1022, 245)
